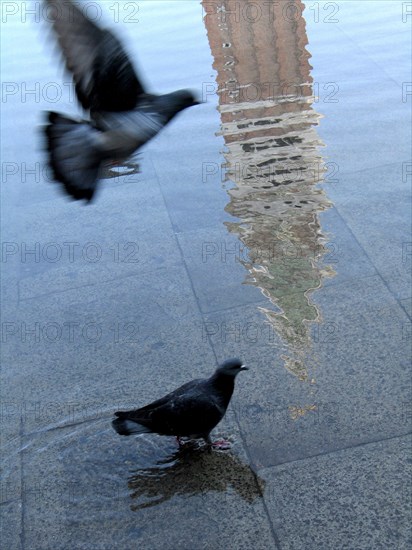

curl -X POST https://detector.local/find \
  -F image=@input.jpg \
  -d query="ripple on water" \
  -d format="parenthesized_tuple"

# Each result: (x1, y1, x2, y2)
(2, 412, 264, 520)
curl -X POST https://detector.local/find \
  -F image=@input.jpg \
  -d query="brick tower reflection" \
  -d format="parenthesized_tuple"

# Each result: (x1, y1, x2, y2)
(203, 0, 334, 382)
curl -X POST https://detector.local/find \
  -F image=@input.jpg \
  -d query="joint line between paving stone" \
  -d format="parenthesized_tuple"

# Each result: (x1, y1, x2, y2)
(331, 206, 410, 317)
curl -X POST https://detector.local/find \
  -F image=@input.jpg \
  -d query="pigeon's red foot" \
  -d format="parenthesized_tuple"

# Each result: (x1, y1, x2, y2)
(211, 438, 232, 450)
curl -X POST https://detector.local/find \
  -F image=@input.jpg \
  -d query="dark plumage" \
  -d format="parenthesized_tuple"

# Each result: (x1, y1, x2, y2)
(43, 0, 199, 201)
(112, 359, 248, 448)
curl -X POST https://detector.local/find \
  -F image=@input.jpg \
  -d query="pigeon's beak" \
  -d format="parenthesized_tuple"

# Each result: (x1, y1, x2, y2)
(240, 365, 249, 371)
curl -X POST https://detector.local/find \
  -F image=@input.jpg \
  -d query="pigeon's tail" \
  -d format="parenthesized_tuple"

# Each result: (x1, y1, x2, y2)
(112, 412, 152, 436)
(45, 111, 104, 202)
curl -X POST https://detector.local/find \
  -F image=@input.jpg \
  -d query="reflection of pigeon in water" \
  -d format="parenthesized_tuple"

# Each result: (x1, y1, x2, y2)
(112, 359, 248, 449)
(128, 447, 264, 510)
(43, 0, 199, 201)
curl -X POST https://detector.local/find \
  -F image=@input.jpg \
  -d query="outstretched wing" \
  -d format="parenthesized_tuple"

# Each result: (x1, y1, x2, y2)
(45, 0, 145, 112)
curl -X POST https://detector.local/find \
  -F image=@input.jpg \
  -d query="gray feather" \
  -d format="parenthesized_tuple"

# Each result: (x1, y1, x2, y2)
(43, 0, 199, 201)
(112, 359, 247, 444)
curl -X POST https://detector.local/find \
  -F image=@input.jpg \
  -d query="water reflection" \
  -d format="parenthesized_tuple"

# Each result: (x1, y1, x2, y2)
(203, 0, 334, 382)
(128, 445, 264, 510)
(100, 160, 140, 180)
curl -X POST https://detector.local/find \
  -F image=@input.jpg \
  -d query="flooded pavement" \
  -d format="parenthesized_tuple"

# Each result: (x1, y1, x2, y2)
(1, 1, 411, 549)
(204, 0, 334, 385)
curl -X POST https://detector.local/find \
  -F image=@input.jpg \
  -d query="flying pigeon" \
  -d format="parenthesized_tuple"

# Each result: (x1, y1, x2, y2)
(112, 359, 248, 449)
(43, 0, 199, 201)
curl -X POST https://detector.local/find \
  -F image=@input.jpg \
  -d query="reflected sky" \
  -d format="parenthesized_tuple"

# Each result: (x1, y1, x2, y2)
(203, 0, 335, 383)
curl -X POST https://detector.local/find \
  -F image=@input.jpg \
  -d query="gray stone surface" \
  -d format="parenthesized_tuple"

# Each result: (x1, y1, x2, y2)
(330, 164, 411, 301)
(400, 298, 412, 320)
(259, 435, 412, 550)
(0, 502, 22, 550)
(1, 2, 411, 550)
(177, 227, 264, 313)
(318, 207, 378, 287)
(203, 275, 411, 469)
(17, 410, 276, 550)
(1, 264, 217, 424)
(13, 178, 183, 301)
(151, 119, 232, 234)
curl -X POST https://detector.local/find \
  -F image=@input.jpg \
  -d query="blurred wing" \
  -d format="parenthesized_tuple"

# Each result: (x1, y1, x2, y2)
(45, 0, 145, 112)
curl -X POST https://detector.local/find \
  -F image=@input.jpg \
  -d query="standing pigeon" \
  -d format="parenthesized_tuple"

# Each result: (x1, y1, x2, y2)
(112, 359, 248, 449)
(43, 0, 199, 201)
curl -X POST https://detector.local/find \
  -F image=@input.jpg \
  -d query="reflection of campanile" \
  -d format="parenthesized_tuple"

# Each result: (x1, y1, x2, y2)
(203, 1, 333, 381)
(204, 0, 312, 142)
(203, 0, 318, 187)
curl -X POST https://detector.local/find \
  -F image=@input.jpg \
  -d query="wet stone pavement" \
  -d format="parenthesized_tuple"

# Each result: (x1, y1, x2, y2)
(1, 1, 411, 549)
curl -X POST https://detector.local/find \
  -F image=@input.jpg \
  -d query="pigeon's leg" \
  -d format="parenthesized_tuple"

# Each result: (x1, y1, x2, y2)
(211, 438, 232, 450)
(204, 434, 213, 453)
(203, 435, 231, 451)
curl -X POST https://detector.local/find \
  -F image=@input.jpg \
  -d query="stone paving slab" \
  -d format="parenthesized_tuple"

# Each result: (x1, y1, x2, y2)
(0, 501, 22, 550)
(177, 227, 264, 313)
(1, 2, 410, 549)
(16, 409, 276, 550)
(258, 435, 412, 550)
(318, 207, 377, 287)
(204, 275, 411, 469)
(329, 164, 411, 301)
(1, 264, 217, 426)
